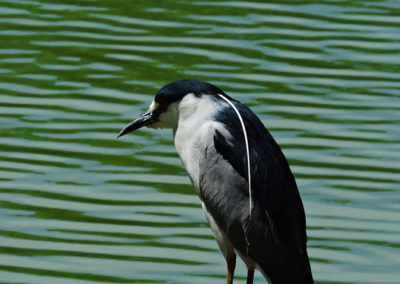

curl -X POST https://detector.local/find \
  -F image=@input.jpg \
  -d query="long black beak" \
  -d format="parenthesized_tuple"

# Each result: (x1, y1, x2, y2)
(117, 109, 155, 138)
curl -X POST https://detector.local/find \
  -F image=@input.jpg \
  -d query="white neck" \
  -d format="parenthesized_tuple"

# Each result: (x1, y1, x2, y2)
(173, 94, 219, 190)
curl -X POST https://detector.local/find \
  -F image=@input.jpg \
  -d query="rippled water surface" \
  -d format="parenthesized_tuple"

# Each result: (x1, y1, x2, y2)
(1, 0, 400, 283)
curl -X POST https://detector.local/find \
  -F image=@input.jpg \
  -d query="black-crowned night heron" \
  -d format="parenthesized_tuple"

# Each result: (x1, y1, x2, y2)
(118, 79, 314, 284)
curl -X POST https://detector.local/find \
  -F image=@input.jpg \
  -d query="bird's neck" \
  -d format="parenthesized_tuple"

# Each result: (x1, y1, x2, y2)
(173, 94, 219, 189)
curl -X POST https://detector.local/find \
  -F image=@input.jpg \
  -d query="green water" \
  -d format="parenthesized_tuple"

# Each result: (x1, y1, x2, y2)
(1, 0, 399, 283)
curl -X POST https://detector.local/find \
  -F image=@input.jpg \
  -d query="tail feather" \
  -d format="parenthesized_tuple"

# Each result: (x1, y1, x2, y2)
(255, 247, 314, 284)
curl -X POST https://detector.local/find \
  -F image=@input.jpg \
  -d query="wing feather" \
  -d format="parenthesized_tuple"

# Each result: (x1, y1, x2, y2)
(212, 101, 307, 250)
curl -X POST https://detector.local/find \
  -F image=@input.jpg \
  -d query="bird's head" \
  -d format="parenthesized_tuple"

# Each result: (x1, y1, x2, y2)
(118, 79, 228, 137)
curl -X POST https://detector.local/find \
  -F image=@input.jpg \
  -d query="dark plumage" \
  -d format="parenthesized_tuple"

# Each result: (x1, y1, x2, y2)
(209, 100, 313, 283)
(118, 79, 314, 284)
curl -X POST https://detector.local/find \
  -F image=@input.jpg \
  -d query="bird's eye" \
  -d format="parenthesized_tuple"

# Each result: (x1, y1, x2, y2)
(159, 101, 168, 109)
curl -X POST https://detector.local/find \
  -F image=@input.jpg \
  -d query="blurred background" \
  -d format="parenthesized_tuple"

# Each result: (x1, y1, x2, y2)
(0, 0, 399, 283)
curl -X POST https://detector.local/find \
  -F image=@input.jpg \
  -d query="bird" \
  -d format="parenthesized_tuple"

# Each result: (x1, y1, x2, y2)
(118, 79, 314, 284)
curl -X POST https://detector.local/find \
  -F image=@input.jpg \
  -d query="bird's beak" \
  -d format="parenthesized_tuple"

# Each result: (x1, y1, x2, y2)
(117, 109, 156, 138)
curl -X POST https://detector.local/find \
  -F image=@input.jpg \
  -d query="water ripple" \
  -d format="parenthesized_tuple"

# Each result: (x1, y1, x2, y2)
(1, 0, 399, 283)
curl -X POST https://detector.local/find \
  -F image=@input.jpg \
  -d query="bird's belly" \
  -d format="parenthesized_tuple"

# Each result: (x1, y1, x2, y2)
(201, 201, 234, 258)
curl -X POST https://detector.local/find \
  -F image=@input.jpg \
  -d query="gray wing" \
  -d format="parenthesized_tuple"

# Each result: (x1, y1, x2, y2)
(198, 101, 313, 283)
(199, 143, 260, 253)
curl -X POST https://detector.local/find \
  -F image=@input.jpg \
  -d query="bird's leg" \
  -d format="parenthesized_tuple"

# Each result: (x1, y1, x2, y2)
(226, 254, 236, 284)
(246, 268, 254, 284)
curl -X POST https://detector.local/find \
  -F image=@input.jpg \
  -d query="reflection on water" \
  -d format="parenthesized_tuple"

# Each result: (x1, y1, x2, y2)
(0, 0, 399, 283)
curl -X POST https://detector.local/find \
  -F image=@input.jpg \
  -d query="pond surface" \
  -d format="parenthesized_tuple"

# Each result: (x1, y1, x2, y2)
(0, 0, 399, 283)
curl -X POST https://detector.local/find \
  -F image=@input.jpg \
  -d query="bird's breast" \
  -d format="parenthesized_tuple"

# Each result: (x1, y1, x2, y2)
(173, 94, 233, 194)
(174, 120, 217, 191)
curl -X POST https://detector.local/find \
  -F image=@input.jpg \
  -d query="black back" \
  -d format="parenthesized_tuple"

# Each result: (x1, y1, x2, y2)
(213, 101, 308, 250)
(190, 83, 314, 283)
